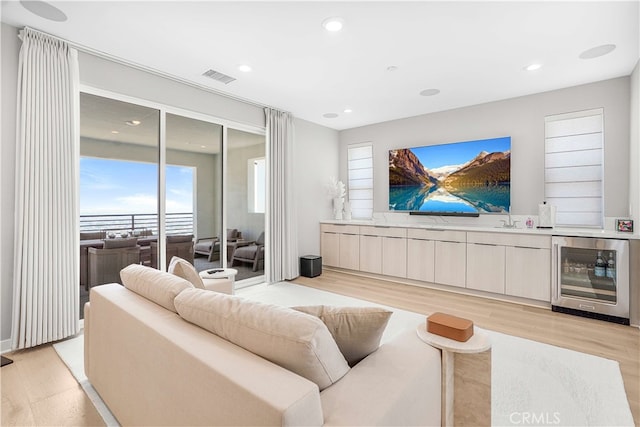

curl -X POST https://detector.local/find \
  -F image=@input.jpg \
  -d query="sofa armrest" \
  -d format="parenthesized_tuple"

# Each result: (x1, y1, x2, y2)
(320, 328, 441, 427)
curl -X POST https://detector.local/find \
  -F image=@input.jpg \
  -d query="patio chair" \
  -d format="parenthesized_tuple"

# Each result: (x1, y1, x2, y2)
(194, 229, 241, 262)
(230, 232, 265, 272)
(88, 237, 140, 287)
(150, 234, 194, 269)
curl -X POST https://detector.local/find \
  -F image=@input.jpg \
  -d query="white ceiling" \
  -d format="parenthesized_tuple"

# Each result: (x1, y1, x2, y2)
(2, 1, 639, 131)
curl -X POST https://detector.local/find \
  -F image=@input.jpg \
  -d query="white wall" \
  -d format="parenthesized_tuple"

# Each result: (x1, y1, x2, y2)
(339, 77, 631, 221)
(79, 52, 264, 129)
(1, 23, 20, 349)
(294, 118, 340, 257)
(630, 60, 640, 232)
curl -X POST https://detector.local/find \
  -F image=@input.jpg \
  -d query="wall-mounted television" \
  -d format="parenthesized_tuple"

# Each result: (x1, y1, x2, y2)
(389, 136, 511, 215)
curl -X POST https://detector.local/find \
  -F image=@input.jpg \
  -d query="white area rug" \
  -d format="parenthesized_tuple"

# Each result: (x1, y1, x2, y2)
(54, 282, 634, 427)
(240, 283, 634, 427)
(52, 334, 119, 426)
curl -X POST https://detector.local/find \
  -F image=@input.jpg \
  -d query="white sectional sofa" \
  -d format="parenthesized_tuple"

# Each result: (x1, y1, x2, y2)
(84, 265, 441, 426)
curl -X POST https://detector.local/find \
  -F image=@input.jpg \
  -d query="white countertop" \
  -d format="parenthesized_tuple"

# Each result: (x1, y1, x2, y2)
(320, 219, 640, 240)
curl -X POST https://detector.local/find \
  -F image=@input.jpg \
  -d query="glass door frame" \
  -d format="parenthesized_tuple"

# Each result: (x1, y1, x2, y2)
(79, 85, 267, 274)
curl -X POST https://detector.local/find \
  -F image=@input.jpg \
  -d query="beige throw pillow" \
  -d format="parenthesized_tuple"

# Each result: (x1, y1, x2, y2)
(293, 305, 392, 367)
(174, 288, 350, 390)
(168, 256, 205, 289)
(120, 264, 193, 313)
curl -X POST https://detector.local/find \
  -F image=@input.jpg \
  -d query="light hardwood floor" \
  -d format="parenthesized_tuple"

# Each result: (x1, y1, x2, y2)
(295, 269, 640, 425)
(1, 269, 638, 426)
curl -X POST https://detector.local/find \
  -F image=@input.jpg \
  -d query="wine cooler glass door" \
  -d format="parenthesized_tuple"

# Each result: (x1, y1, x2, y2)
(552, 236, 629, 321)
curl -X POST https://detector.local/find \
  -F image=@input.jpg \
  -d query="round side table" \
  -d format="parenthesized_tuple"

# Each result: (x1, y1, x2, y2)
(199, 268, 238, 282)
(416, 324, 491, 427)
(199, 268, 238, 294)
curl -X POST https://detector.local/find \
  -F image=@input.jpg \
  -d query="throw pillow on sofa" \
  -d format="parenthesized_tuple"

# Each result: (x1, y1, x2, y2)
(174, 288, 350, 390)
(293, 305, 392, 367)
(120, 264, 193, 313)
(168, 256, 205, 289)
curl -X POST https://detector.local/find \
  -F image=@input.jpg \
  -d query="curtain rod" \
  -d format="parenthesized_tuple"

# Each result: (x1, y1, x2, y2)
(20, 26, 272, 111)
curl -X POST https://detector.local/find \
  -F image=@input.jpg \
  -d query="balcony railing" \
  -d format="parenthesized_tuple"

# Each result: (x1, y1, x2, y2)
(80, 213, 193, 237)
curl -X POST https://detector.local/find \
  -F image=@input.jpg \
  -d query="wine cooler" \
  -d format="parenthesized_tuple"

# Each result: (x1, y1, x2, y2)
(552, 236, 630, 325)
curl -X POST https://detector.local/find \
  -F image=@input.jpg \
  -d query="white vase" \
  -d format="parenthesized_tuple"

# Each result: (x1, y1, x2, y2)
(343, 200, 352, 220)
(333, 197, 344, 220)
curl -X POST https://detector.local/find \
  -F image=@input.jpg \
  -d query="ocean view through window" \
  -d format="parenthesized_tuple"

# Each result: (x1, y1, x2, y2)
(80, 157, 194, 235)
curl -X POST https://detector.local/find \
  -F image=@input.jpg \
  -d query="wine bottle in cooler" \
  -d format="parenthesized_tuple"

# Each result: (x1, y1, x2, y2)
(595, 251, 606, 277)
(606, 252, 616, 279)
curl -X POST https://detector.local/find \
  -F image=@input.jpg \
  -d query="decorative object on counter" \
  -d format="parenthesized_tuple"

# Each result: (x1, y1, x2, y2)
(426, 312, 474, 342)
(343, 200, 352, 220)
(537, 201, 556, 229)
(526, 217, 534, 228)
(616, 219, 633, 232)
(327, 176, 346, 220)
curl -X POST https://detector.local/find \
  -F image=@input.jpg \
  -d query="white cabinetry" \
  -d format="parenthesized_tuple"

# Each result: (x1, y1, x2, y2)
(505, 236, 551, 302)
(466, 232, 551, 301)
(466, 232, 506, 294)
(359, 226, 407, 277)
(433, 230, 467, 288)
(320, 222, 552, 304)
(382, 231, 407, 278)
(320, 224, 360, 270)
(359, 233, 382, 274)
(320, 230, 340, 267)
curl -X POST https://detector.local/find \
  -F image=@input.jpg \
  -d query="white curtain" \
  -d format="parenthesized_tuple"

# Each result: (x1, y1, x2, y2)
(265, 108, 299, 282)
(12, 28, 80, 349)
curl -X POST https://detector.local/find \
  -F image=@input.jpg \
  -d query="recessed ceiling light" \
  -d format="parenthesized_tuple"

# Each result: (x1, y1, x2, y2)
(322, 17, 344, 32)
(125, 120, 141, 126)
(20, 0, 67, 22)
(344, 109, 353, 113)
(111, 130, 119, 134)
(579, 44, 616, 60)
(419, 89, 440, 97)
(524, 63, 542, 71)
(323, 113, 339, 119)
(238, 64, 252, 73)
(200, 145, 206, 149)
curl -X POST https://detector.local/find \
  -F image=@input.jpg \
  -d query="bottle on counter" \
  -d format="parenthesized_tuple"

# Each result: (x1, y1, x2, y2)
(606, 252, 616, 279)
(595, 251, 606, 278)
(526, 217, 534, 228)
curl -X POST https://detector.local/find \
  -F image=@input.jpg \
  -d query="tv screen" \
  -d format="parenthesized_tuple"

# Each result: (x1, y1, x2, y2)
(389, 136, 511, 214)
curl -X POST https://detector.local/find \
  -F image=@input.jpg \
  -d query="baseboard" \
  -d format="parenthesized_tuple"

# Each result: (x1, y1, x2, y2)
(1, 320, 84, 354)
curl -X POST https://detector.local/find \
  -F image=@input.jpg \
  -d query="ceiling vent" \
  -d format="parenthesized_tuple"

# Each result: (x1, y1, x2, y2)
(202, 69, 236, 84)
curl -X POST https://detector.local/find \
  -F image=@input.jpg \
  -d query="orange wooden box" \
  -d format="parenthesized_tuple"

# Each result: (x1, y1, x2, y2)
(426, 312, 474, 342)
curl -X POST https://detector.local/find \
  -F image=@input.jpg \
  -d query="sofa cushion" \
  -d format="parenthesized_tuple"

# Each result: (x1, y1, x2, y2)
(293, 305, 392, 366)
(227, 228, 238, 240)
(80, 231, 105, 240)
(120, 264, 193, 313)
(168, 256, 205, 289)
(174, 288, 350, 390)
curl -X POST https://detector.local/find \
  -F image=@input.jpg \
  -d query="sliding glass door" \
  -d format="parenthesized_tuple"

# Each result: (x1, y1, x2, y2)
(79, 91, 267, 315)
(79, 93, 159, 316)
(226, 128, 266, 284)
(166, 113, 222, 273)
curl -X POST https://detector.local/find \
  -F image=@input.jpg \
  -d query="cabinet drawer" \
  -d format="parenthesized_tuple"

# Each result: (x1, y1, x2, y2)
(321, 223, 360, 234)
(467, 232, 551, 249)
(408, 228, 466, 243)
(359, 226, 406, 238)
